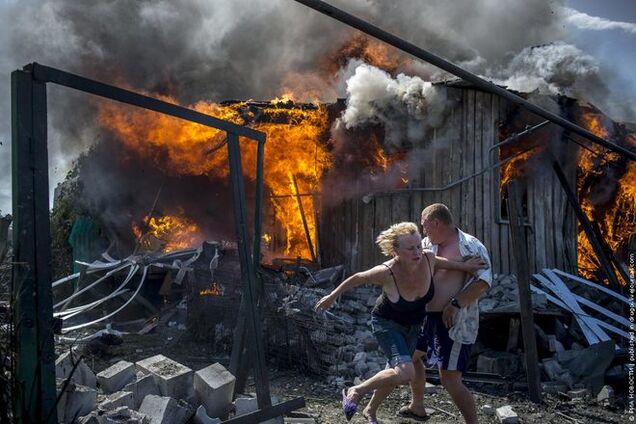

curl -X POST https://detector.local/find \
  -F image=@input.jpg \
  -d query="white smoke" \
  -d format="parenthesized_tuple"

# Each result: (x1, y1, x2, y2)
(491, 42, 601, 97)
(341, 63, 452, 149)
(562, 7, 636, 34)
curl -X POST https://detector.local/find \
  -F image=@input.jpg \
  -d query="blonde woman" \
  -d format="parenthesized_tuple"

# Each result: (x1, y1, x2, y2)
(314, 222, 487, 424)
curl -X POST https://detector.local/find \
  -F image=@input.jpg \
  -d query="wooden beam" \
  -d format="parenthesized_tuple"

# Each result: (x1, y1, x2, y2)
(506, 179, 541, 403)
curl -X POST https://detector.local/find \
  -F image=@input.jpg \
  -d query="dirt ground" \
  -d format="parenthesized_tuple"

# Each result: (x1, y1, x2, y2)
(58, 328, 629, 424)
(263, 370, 627, 424)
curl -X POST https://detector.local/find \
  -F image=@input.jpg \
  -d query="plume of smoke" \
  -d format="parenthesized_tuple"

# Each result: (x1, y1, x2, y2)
(562, 7, 636, 34)
(1, 0, 633, 215)
(490, 42, 601, 97)
(340, 63, 453, 150)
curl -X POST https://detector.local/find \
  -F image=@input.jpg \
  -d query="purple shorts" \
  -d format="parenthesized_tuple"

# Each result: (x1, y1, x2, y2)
(416, 312, 472, 373)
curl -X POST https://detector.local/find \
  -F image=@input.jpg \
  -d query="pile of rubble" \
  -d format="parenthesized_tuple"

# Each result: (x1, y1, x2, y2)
(56, 351, 275, 424)
(478, 274, 550, 313)
(276, 283, 389, 387)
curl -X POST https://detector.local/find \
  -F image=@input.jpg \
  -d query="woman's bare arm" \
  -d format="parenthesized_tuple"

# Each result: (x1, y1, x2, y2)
(314, 265, 387, 311)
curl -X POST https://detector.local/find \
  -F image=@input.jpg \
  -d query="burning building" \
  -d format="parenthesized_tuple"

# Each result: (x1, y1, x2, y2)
(56, 71, 635, 288)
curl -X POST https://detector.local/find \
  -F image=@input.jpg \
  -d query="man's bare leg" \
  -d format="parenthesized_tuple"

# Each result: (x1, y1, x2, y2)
(404, 350, 428, 416)
(439, 369, 477, 424)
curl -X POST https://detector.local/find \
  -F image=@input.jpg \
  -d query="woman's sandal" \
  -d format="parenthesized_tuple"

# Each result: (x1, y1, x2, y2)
(341, 388, 358, 421)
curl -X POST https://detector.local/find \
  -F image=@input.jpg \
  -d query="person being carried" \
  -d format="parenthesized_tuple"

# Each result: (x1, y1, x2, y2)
(314, 221, 487, 424)
(399, 204, 492, 424)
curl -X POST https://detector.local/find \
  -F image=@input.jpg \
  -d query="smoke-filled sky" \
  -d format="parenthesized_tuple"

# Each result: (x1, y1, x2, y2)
(0, 0, 634, 215)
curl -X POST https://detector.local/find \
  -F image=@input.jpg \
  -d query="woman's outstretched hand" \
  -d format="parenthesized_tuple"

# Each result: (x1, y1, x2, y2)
(314, 294, 336, 311)
(464, 256, 488, 274)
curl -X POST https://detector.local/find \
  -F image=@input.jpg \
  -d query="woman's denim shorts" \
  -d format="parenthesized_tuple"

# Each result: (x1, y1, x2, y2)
(370, 315, 421, 368)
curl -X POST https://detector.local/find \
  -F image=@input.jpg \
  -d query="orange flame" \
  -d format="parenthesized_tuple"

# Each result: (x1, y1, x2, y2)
(200, 281, 223, 296)
(133, 214, 204, 252)
(576, 110, 635, 284)
(100, 98, 331, 259)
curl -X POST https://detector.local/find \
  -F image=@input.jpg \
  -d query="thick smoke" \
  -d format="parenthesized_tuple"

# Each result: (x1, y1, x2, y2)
(0, 0, 632, 214)
(340, 63, 452, 149)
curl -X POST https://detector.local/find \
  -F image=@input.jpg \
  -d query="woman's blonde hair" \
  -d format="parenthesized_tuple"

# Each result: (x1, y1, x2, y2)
(376, 222, 420, 257)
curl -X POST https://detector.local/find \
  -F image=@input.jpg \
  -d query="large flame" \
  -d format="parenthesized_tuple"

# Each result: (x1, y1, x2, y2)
(100, 98, 331, 259)
(133, 214, 204, 252)
(576, 110, 635, 284)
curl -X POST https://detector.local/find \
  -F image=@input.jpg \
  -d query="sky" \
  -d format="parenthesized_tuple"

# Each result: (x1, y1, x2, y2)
(0, 0, 634, 216)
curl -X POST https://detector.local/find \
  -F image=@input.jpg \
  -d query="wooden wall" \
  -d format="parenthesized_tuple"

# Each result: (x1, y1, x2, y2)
(318, 87, 577, 276)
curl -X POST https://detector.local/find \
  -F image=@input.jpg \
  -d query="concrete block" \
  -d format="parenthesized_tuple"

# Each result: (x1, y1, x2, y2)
(57, 380, 97, 424)
(476, 351, 519, 377)
(597, 385, 614, 403)
(541, 358, 564, 381)
(138, 395, 193, 424)
(481, 404, 495, 415)
(136, 355, 193, 401)
(568, 388, 589, 400)
(56, 350, 97, 389)
(100, 390, 135, 411)
(194, 363, 235, 419)
(124, 373, 160, 408)
(97, 360, 136, 394)
(234, 396, 282, 424)
(547, 335, 565, 352)
(495, 405, 519, 424)
(284, 418, 316, 424)
(104, 406, 150, 423)
(193, 405, 222, 424)
(541, 381, 568, 394)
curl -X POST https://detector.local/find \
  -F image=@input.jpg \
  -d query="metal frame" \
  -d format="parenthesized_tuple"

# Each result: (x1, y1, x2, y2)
(11, 63, 302, 423)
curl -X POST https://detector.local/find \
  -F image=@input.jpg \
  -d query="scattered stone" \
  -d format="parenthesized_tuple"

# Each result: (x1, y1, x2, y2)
(481, 404, 495, 415)
(284, 419, 316, 424)
(193, 405, 222, 424)
(568, 388, 589, 400)
(138, 395, 193, 424)
(136, 355, 194, 401)
(556, 341, 615, 394)
(57, 380, 97, 424)
(56, 350, 97, 389)
(103, 406, 149, 423)
(194, 362, 235, 419)
(123, 373, 160, 409)
(495, 405, 519, 424)
(547, 335, 565, 353)
(541, 358, 563, 381)
(97, 361, 136, 394)
(541, 381, 568, 394)
(476, 351, 519, 376)
(597, 385, 614, 403)
(234, 396, 283, 424)
(99, 390, 135, 411)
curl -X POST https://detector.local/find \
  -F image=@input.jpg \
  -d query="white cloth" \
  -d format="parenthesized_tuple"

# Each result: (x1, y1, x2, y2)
(422, 228, 492, 344)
